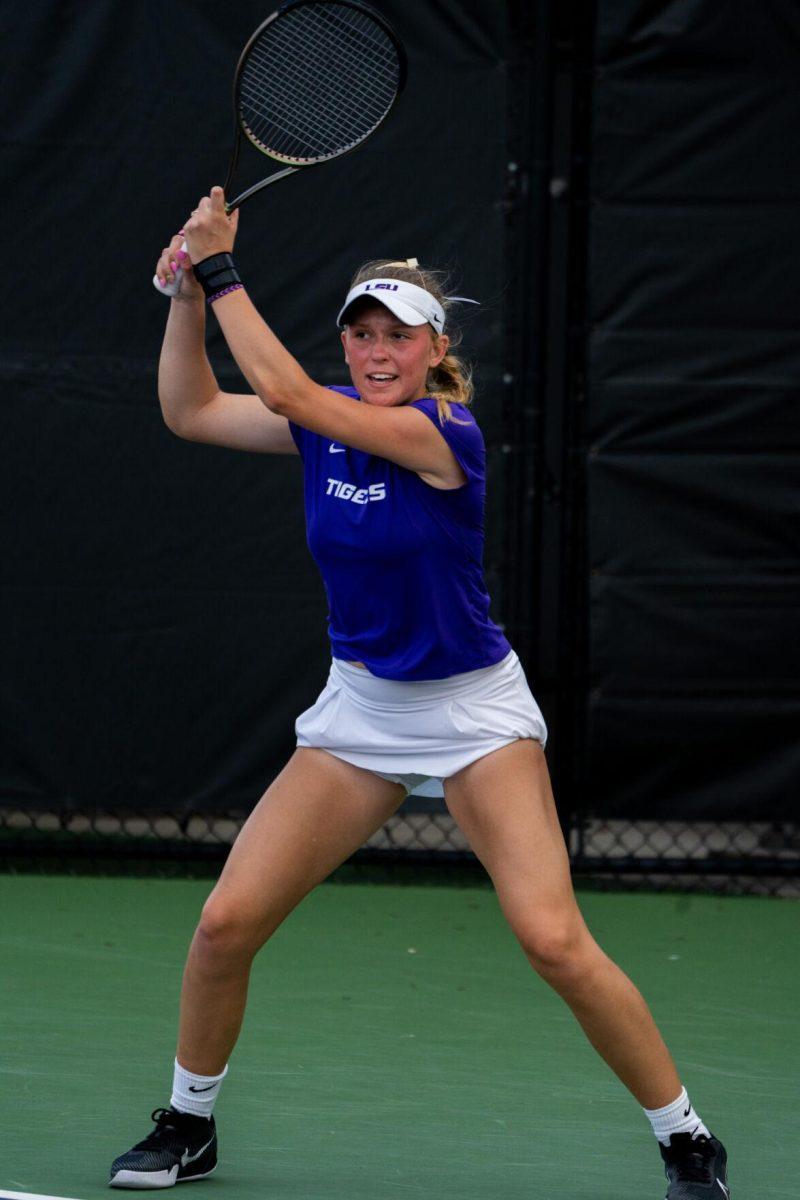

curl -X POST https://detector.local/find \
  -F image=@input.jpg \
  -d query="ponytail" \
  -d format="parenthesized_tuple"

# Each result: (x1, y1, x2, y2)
(428, 353, 473, 424)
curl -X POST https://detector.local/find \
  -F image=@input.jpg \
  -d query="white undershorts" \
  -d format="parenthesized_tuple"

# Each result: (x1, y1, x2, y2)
(294, 649, 547, 796)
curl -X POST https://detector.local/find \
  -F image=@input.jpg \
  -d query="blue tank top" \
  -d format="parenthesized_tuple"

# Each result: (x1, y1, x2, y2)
(288, 386, 511, 680)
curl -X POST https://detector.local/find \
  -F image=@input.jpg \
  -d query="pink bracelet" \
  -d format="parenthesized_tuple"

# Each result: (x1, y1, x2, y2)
(207, 282, 244, 304)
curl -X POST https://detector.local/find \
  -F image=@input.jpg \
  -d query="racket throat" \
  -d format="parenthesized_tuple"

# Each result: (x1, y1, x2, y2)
(226, 164, 301, 212)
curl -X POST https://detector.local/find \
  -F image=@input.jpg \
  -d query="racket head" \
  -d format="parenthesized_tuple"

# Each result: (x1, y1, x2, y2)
(232, 0, 407, 168)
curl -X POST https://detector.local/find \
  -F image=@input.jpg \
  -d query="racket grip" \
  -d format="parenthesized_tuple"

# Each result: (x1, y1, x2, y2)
(152, 241, 188, 297)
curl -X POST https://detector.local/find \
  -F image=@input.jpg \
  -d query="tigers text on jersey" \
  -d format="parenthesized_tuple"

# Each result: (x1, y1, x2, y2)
(288, 387, 511, 681)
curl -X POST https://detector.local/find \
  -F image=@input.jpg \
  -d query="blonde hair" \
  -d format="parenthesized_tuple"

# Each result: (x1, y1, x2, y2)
(347, 258, 474, 424)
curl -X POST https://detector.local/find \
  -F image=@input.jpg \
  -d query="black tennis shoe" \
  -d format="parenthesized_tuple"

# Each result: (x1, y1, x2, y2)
(659, 1132, 730, 1199)
(109, 1106, 217, 1189)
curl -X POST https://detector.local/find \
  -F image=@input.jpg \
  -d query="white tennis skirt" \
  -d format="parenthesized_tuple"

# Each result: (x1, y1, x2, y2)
(294, 649, 547, 795)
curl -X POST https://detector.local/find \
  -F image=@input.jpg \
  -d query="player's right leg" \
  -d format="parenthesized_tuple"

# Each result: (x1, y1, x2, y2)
(109, 747, 405, 1188)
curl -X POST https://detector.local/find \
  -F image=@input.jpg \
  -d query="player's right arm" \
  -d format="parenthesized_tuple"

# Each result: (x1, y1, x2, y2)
(155, 234, 298, 455)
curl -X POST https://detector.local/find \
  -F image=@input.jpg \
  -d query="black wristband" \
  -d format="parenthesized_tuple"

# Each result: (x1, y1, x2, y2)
(193, 252, 242, 299)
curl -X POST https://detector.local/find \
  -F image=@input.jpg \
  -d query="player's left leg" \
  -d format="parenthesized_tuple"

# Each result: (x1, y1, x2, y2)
(443, 739, 729, 1197)
(444, 738, 679, 1106)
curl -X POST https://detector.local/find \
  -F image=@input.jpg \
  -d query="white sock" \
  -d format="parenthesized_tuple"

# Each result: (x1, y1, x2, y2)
(644, 1086, 711, 1146)
(170, 1058, 228, 1118)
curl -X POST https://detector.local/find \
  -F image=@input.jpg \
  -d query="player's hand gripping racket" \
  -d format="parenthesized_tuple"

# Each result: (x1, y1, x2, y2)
(155, 0, 406, 296)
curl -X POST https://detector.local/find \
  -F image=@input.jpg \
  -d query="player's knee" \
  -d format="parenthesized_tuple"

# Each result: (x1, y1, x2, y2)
(514, 916, 589, 981)
(194, 894, 265, 965)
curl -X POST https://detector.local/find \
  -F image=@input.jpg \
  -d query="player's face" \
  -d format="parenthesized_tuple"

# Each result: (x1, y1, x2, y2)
(341, 303, 449, 406)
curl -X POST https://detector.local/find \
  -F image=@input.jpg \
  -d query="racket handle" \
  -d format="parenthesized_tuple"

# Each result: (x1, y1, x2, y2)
(152, 241, 188, 297)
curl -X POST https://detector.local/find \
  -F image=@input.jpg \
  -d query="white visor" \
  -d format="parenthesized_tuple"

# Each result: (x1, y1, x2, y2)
(337, 278, 447, 331)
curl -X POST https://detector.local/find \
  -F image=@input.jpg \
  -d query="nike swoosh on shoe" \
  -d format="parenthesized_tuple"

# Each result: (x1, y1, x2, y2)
(181, 1135, 215, 1167)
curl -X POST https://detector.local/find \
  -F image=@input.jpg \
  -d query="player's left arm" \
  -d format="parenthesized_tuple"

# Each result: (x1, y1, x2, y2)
(215, 287, 458, 474)
(185, 189, 462, 480)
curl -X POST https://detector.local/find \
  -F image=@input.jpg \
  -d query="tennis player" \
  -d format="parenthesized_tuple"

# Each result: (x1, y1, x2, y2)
(110, 187, 730, 1198)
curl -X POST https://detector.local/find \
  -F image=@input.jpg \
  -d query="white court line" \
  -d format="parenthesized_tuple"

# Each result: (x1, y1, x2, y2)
(0, 1191, 86, 1200)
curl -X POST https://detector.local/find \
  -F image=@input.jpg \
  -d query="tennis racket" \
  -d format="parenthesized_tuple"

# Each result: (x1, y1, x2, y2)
(154, 0, 406, 297)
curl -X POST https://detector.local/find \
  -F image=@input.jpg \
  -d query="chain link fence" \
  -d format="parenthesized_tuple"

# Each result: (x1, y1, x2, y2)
(1, 798, 797, 895)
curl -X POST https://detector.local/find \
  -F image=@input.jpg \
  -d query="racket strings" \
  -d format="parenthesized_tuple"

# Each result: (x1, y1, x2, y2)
(242, 53, 393, 159)
(238, 2, 401, 164)
(242, 21, 396, 157)
(242, 51, 381, 154)
(247, 23, 396, 117)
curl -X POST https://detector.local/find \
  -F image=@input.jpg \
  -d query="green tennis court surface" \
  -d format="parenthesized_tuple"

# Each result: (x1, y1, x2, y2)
(1, 874, 796, 1198)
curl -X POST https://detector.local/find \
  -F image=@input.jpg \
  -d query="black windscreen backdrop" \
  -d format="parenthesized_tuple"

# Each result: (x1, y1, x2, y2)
(585, 1, 800, 818)
(2, 1, 798, 828)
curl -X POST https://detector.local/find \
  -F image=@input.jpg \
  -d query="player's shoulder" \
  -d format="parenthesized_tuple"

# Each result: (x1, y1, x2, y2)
(410, 396, 482, 439)
(412, 396, 474, 420)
